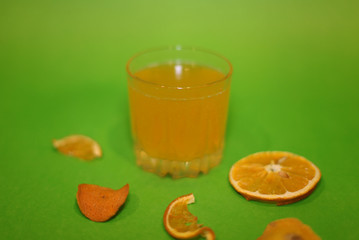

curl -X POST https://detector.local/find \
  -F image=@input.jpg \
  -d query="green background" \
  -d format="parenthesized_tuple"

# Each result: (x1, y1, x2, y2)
(1, 0, 358, 239)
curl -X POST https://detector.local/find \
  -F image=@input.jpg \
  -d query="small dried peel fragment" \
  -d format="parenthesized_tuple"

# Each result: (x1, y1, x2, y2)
(76, 184, 129, 222)
(53, 135, 102, 160)
(257, 218, 321, 240)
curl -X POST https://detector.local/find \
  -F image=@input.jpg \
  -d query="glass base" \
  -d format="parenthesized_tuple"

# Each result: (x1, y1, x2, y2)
(134, 146, 222, 178)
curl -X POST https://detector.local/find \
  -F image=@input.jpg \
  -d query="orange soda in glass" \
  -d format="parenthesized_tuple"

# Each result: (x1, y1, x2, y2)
(126, 46, 232, 178)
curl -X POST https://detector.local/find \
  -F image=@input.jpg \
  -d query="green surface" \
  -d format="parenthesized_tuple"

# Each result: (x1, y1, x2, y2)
(1, 0, 358, 239)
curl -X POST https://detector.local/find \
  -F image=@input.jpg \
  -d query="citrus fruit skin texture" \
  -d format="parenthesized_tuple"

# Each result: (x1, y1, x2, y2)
(76, 184, 129, 222)
(163, 193, 215, 240)
(229, 151, 321, 205)
(53, 135, 102, 160)
(257, 218, 321, 240)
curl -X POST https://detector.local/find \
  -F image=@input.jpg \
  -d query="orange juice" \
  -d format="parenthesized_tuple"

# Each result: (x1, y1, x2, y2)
(128, 63, 231, 177)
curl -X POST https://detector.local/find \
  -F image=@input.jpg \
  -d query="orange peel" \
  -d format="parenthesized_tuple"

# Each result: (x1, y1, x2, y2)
(76, 183, 129, 222)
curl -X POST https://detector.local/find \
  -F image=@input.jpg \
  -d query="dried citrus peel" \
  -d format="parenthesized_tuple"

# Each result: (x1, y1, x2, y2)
(76, 183, 129, 222)
(53, 135, 102, 160)
(257, 218, 321, 240)
(163, 193, 215, 240)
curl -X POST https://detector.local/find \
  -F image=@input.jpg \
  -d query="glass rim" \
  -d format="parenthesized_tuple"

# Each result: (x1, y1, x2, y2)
(126, 46, 233, 89)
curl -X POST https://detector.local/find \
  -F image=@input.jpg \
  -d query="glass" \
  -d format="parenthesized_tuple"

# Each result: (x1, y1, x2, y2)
(126, 46, 232, 178)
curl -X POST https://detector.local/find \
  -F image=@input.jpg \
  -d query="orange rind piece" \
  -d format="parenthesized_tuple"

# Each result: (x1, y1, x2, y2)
(229, 151, 321, 205)
(76, 183, 129, 222)
(163, 193, 215, 240)
(257, 218, 321, 240)
(53, 135, 102, 160)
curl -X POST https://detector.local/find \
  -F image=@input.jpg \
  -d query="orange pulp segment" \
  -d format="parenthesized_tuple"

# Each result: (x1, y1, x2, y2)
(257, 218, 321, 240)
(53, 135, 102, 160)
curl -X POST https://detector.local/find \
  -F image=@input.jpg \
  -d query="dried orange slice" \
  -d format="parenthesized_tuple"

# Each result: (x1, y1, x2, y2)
(53, 135, 102, 160)
(76, 183, 129, 222)
(229, 151, 321, 205)
(257, 218, 321, 240)
(163, 193, 215, 240)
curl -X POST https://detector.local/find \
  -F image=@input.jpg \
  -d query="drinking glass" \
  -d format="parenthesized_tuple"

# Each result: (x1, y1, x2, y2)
(126, 46, 232, 178)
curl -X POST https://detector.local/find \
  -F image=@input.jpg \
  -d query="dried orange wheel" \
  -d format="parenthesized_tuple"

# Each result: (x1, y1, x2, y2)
(229, 151, 321, 205)
(257, 218, 321, 240)
(163, 193, 215, 240)
(53, 135, 102, 160)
